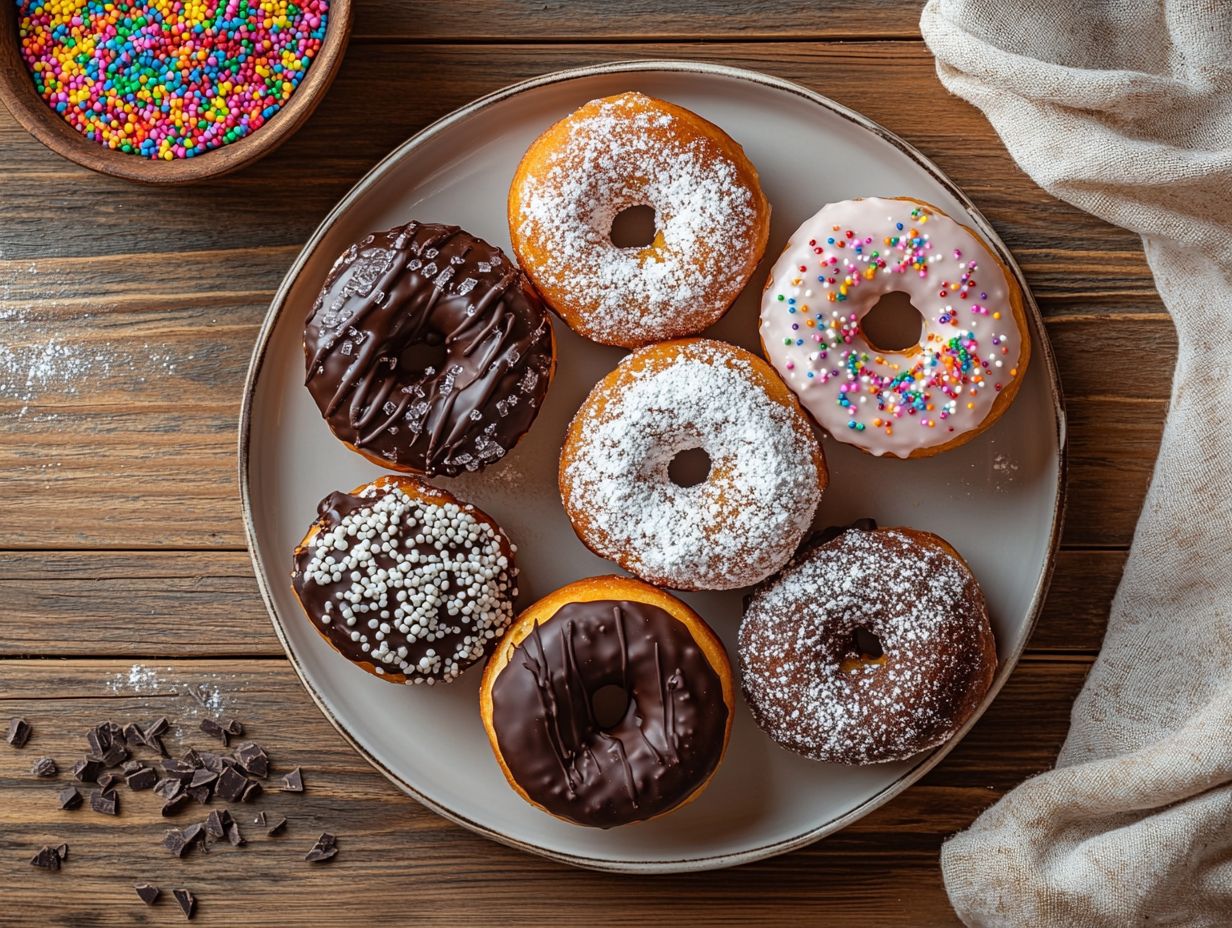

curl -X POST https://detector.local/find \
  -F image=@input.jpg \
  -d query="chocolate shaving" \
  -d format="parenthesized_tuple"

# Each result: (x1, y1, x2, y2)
(304, 832, 338, 863)
(173, 888, 196, 920)
(57, 785, 82, 810)
(31, 756, 58, 778)
(275, 767, 304, 792)
(7, 717, 32, 748)
(134, 882, 160, 905)
(89, 788, 118, 816)
(30, 845, 61, 870)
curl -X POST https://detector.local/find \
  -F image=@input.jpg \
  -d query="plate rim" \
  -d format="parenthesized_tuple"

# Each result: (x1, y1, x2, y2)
(237, 58, 1069, 874)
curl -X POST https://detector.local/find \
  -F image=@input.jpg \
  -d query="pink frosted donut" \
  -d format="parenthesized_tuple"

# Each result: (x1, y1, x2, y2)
(759, 196, 1031, 458)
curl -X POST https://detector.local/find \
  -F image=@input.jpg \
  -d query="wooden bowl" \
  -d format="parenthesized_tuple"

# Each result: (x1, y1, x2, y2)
(0, 0, 352, 185)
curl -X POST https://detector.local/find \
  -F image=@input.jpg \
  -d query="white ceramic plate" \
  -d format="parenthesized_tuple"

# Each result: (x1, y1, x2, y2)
(240, 61, 1066, 873)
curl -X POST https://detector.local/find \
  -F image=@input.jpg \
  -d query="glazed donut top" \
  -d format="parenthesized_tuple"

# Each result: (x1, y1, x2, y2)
(489, 598, 728, 827)
(304, 221, 553, 476)
(291, 479, 517, 685)
(560, 339, 824, 590)
(510, 92, 764, 347)
(760, 197, 1029, 457)
(739, 527, 994, 763)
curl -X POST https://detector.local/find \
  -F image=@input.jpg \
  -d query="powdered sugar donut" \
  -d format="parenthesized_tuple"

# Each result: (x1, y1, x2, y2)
(760, 196, 1030, 457)
(739, 525, 997, 764)
(509, 92, 771, 349)
(559, 339, 827, 591)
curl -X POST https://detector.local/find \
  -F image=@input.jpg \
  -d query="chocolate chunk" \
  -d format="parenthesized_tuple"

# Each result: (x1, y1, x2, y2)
(252, 811, 266, 827)
(101, 743, 129, 767)
(173, 888, 196, 920)
(161, 793, 192, 817)
(240, 779, 262, 803)
(134, 882, 160, 905)
(57, 785, 82, 810)
(55, 843, 69, 860)
(86, 725, 109, 756)
(186, 785, 212, 804)
(163, 829, 189, 857)
(104, 721, 124, 744)
(146, 734, 168, 757)
(70, 757, 103, 782)
(146, 716, 170, 737)
(304, 832, 338, 863)
(188, 768, 218, 788)
(215, 766, 246, 802)
(122, 722, 144, 746)
(127, 766, 158, 791)
(162, 759, 195, 780)
(266, 815, 287, 836)
(121, 759, 142, 775)
(224, 719, 244, 737)
(199, 718, 228, 745)
(275, 767, 304, 792)
(30, 845, 61, 870)
(198, 752, 226, 774)
(226, 823, 245, 847)
(31, 756, 58, 778)
(204, 809, 231, 838)
(90, 788, 118, 816)
(182, 822, 205, 846)
(154, 777, 183, 800)
(6, 717, 32, 748)
(233, 741, 269, 778)
(95, 772, 119, 791)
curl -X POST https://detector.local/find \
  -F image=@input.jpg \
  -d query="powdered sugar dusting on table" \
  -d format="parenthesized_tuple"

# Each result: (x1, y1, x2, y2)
(514, 93, 758, 344)
(563, 340, 822, 590)
(739, 528, 994, 763)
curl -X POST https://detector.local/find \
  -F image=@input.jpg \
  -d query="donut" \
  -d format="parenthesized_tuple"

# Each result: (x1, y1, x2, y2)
(559, 338, 827, 591)
(508, 92, 771, 349)
(738, 525, 997, 764)
(480, 575, 733, 827)
(759, 196, 1030, 457)
(291, 475, 518, 685)
(304, 221, 555, 476)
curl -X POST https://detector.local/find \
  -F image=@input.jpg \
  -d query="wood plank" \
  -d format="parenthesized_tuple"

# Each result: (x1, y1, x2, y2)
(350, 2, 925, 42)
(0, 657, 1084, 926)
(0, 43, 1159, 308)
(0, 549, 1121, 658)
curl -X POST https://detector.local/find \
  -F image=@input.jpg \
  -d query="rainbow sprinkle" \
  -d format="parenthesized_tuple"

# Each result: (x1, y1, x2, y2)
(773, 206, 1016, 438)
(16, 0, 328, 160)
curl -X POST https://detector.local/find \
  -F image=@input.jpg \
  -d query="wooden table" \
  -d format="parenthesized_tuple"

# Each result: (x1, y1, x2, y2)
(0, 3, 1168, 925)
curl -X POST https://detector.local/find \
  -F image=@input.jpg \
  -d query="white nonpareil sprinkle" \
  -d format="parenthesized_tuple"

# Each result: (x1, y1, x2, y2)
(514, 93, 758, 344)
(563, 341, 822, 590)
(302, 485, 516, 685)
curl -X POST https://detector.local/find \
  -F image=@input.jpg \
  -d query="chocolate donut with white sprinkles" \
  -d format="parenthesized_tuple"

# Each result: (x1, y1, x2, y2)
(292, 475, 518, 685)
(304, 221, 555, 476)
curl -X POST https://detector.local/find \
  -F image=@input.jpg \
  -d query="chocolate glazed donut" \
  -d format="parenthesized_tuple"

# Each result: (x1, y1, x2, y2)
(304, 221, 555, 476)
(484, 587, 732, 828)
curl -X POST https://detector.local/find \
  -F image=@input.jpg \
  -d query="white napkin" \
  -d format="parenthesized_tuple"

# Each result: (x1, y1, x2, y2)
(919, 1, 1232, 924)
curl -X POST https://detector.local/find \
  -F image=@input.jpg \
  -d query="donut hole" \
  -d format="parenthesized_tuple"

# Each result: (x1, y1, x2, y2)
(609, 204, 658, 249)
(840, 627, 887, 675)
(668, 447, 712, 488)
(399, 335, 448, 378)
(591, 684, 631, 730)
(861, 291, 924, 352)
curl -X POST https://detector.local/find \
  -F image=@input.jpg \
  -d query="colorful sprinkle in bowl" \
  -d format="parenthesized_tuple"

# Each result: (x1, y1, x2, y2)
(0, 0, 352, 184)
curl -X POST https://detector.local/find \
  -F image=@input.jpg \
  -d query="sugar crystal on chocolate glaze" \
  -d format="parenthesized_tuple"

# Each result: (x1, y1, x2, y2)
(738, 527, 995, 764)
(489, 599, 728, 828)
(292, 482, 517, 684)
(304, 221, 553, 476)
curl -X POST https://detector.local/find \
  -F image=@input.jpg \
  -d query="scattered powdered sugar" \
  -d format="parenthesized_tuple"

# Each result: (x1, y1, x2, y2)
(562, 340, 822, 590)
(993, 451, 1020, 480)
(738, 528, 994, 764)
(107, 664, 231, 720)
(514, 93, 759, 344)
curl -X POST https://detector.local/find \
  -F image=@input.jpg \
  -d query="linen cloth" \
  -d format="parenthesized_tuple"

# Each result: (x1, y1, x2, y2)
(918, 1, 1232, 925)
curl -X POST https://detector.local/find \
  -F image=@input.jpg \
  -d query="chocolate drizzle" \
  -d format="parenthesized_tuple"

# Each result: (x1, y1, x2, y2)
(304, 221, 554, 476)
(489, 600, 728, 828)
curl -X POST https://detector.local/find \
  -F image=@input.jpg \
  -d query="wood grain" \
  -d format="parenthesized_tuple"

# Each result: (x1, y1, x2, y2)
(0, 658, 1086, 927)
(0, 548, 1120, 658)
